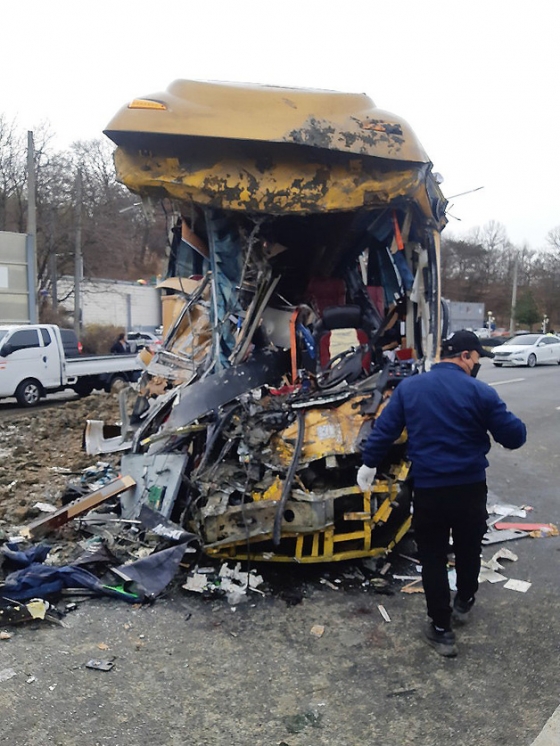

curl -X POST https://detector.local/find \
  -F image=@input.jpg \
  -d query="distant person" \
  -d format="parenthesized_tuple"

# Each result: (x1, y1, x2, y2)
(357, 330, 527, 657)
(110, 333, 130, 354)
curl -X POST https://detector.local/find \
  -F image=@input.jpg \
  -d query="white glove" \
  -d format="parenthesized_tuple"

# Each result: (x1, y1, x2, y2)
(357, 464, 377, 491)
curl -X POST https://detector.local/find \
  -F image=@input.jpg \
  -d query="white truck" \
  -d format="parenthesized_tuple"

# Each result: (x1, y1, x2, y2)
(0, 324, 142, 406)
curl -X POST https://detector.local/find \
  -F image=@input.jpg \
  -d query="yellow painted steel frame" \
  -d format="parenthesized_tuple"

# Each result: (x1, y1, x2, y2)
(205, 461, 412, 563)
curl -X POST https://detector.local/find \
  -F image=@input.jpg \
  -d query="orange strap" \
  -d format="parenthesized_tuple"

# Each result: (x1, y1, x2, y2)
(289, 309, 299, 384)
(392, 210, 405, 251)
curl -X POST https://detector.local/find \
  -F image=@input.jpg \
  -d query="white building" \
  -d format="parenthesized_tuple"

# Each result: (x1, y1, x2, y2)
(57, 276, 161, 331)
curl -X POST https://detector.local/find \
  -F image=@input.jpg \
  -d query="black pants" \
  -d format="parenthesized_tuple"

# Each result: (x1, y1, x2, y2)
(413, 481, 488, 630)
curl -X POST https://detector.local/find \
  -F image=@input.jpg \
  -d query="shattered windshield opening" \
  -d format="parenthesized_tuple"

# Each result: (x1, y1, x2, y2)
(109, 202, 438, 562)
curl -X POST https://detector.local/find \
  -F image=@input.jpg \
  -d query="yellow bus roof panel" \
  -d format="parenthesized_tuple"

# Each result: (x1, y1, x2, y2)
(104, 79, 430, 164)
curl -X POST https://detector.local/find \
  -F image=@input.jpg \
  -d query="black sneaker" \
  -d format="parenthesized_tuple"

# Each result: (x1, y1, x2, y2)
(452, 596, 475, 625)
(424, 623, 458, 657)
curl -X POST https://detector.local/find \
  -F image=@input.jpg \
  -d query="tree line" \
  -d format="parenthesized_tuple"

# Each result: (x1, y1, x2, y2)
(0, 115, 166, 317)
(441, 221, 560, 330)
(1, 115, 559, 330)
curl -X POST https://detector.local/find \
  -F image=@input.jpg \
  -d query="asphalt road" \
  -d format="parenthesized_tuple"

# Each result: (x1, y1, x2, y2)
(1, 359, 559, 746)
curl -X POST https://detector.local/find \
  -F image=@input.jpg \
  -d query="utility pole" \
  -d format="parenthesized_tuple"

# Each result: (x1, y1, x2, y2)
(50, 251, 58, 310)
(509, 253, 518, 336)
(49, 207, 58, 311)
(74, 170, 83, 336)
(26, 131, 38, 323)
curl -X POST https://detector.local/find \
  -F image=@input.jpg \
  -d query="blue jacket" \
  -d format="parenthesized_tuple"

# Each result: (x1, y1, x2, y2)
(361, 363, 527, 488)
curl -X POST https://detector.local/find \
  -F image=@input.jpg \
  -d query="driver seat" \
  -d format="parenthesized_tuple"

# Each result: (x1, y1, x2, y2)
(312, 306, 372, 386)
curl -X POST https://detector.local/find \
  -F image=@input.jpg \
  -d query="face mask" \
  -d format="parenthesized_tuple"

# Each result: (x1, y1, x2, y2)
(470, 362, 481, 378)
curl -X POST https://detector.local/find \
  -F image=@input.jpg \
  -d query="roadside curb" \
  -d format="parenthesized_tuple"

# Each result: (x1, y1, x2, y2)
(529, 705, 560, 745)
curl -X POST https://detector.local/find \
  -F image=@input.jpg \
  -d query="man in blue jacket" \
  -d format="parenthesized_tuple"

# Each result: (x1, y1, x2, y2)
(357, 330, 527, 657)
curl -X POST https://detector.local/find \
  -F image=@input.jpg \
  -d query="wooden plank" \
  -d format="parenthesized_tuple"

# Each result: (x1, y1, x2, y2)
(20, 476, 136, 540)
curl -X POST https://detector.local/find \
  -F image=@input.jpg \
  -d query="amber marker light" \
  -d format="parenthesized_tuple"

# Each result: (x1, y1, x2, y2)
(128, 99, 167, 110)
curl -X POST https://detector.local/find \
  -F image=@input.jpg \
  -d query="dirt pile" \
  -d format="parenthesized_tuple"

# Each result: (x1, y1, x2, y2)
(0, 393, 123, 529)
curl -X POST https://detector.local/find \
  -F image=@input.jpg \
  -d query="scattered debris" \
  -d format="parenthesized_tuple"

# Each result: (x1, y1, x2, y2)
(0, 668, 17, 682)
(85, 659, 115, 672)
(387, 687, 417, 698)
(0, 596, 64, 626)
(283, 710, 323, 734)
(488, 502, 530, 519)
(0, 631, 12, 640)
(319, 578, 339, 591)
(479, 568, 507, 584)
(182, 562, 264, 605)
(484, 547, 518, 572)
(33, 503, 58, 514)
(379, 562, 391, 576)
(398, 553, 419, 564)
(494, 522, 558, 535)
(401, 579, 424, 594)
(482, 529, 529, 545)
(377, 604, 391, 622)
(528, 525, 559, 538)
(310, 625, 325, 638)
(26, 599, 50, 620)
(182, 573, 210, 594)
(503, 579, 532, 593)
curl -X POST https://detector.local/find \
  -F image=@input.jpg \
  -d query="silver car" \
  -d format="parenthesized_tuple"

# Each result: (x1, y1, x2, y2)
(492, 334, 560, 368)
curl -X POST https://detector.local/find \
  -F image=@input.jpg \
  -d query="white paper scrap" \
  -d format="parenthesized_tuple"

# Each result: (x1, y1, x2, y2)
(182, 574, 208, 593)
(504, 579, 532, 593)
(494, 548, 518, 563)
(33, 502, 57, 513)
(479, 568, 507, 584)
(488, 503, 527, 518)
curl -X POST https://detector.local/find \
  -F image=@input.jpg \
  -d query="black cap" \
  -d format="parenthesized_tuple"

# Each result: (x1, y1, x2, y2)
(441, 330, 494, 359)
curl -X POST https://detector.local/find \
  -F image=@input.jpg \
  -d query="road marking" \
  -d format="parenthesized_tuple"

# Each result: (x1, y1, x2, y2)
(489, 378, 525, 387)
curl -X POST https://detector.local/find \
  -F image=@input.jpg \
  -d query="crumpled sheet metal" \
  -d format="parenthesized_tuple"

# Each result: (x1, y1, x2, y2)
(84, 420, 132, 456)
(270, 395, 370, 468)
(119, 453, 189, 520)
(163, 349, 287, 433)
(113, 146, 435, 218)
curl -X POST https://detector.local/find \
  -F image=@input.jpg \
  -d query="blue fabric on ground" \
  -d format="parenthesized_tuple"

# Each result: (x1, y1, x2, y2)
(0, 563, 141, 603)
(2, 543, 52, 567)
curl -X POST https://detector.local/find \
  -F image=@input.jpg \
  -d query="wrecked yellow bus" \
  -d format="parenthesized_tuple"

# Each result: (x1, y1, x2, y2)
(103, 79, 447, 563)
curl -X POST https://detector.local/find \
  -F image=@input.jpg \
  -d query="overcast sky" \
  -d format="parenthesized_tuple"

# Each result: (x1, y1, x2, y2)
(3, 1, 559, 249)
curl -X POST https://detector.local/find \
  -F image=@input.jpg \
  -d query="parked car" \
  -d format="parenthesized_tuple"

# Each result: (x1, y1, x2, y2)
(473, 328, 491, 338)
(492, 333, 560, 367)
(126, 331, 162, 352)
